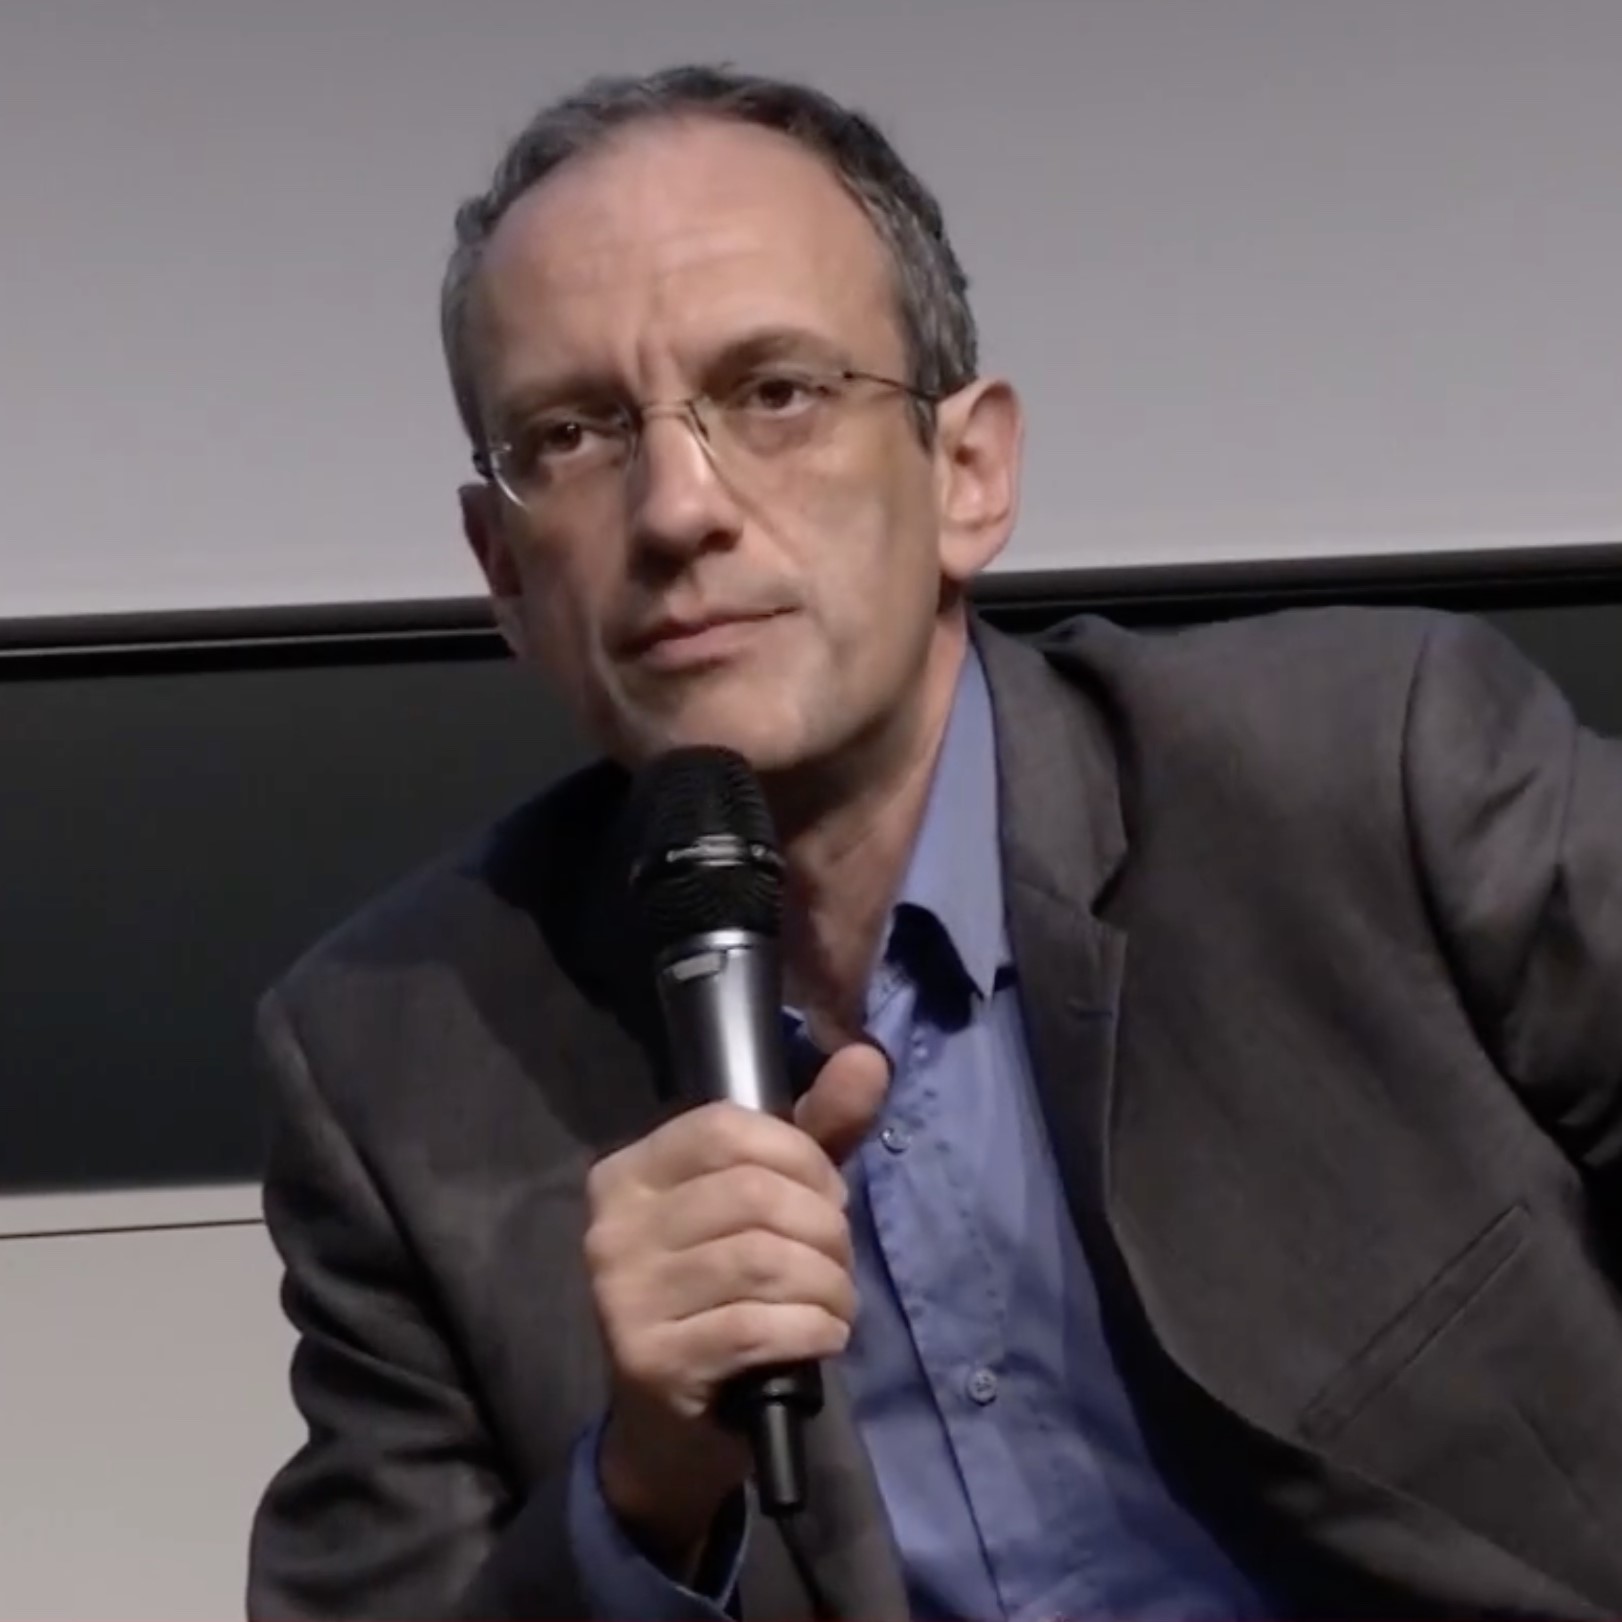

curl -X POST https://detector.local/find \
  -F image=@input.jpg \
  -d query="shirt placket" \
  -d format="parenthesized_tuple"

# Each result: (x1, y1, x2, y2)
(863, 970, 1031, 1612)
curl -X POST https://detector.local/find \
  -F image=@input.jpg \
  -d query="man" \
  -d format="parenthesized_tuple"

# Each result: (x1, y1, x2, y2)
(248, 64, 1622, 1622)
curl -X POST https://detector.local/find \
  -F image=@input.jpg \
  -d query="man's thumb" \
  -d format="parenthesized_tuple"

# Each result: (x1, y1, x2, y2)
(793, 1040, 892, 1165)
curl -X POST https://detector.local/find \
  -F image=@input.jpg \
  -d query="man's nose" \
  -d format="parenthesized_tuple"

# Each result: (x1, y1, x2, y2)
(625, 402, 742, 559)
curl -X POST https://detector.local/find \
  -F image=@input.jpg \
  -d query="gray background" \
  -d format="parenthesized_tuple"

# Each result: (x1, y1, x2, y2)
(5, 0, 1622, 619)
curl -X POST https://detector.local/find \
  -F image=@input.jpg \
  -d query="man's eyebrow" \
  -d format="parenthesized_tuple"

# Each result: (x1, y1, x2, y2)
(484, 327, 860, 429)
(709, 326, 855, 373)
(485, 370, 623, 430)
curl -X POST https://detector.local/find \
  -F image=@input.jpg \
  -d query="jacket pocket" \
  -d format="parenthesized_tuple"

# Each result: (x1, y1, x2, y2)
(1298, 1201, 1529, 1445)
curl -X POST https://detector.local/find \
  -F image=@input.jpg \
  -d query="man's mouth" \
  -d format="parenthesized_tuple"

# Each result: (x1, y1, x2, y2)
(623, 608, 789, 670)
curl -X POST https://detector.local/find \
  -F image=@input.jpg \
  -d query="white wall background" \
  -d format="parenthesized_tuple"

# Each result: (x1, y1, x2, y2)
(4, 0, 1622, 620)
(0, 1188, 297, 1621)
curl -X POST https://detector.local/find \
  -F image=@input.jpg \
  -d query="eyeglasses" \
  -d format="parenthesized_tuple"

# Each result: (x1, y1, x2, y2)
(474, 365, 938, 517)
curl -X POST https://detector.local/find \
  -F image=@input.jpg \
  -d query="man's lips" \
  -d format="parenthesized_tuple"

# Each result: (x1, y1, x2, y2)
(621, 608, 789, 667)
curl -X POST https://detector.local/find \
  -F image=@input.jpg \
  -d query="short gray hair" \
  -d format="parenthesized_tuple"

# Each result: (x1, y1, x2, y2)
(440, 63, 979, 450)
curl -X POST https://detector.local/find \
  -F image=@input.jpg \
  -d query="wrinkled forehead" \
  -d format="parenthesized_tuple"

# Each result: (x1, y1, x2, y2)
(469, 117, 908, 404)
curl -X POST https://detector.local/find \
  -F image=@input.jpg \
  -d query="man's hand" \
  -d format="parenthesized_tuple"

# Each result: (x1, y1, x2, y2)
(583, 1040, 889, 1571)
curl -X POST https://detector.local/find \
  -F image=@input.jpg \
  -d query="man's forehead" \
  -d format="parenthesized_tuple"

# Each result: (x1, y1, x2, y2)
(474, 117, 897, 363)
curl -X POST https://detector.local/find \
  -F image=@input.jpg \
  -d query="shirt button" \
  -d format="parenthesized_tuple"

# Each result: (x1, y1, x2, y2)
(966, 1366, 999, 1405)
(879, 1124, 910, 1155)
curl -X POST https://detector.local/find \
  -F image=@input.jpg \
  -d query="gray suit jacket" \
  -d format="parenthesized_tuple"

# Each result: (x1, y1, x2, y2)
(248, 607, 1622, 1620)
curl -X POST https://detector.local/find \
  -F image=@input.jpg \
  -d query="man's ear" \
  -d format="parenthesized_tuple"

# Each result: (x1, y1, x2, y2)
(459, 482, 528, 658)
(932, 378, 1024, 587)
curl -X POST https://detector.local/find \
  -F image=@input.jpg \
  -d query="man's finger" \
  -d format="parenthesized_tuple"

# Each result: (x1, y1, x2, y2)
(793, 1040, 892, 1165)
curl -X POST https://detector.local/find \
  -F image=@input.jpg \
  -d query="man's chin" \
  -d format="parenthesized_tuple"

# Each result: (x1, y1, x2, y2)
(612, 690, 810, 775)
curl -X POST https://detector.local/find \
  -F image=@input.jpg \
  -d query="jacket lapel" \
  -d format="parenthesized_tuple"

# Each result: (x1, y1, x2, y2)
(974, 617, 1129, 1253)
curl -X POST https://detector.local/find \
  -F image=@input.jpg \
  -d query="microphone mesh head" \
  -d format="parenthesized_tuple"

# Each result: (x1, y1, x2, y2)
(624, 746, 784, 950)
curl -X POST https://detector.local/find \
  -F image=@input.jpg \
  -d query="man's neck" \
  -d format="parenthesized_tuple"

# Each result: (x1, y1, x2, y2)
(774, 624, 968, 1044)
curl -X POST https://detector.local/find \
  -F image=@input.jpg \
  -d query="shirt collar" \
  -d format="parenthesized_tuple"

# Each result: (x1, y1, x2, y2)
(885, 641, 1008, 1002)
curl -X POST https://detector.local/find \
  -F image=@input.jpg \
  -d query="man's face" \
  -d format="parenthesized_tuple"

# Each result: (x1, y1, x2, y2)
(463, 116, 1004, 775)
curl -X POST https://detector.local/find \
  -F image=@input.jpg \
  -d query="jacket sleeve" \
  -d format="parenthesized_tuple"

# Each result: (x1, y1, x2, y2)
(1401, 612, 1622, 1182)
(246, 986, 593, 1621)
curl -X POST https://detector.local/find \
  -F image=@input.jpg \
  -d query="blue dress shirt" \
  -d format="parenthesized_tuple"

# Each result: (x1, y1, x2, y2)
(568, 646, 1271, 1620)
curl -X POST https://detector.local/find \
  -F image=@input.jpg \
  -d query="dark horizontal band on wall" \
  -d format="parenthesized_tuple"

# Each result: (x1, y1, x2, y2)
(6, 539, 1622, 671)
(979, 540, 1622, 630)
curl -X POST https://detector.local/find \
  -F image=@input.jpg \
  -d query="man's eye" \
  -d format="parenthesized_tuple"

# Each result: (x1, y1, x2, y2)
(527, 418, 590, 459)
(509, 412, 628, 470)
(737, 374, 823, 414)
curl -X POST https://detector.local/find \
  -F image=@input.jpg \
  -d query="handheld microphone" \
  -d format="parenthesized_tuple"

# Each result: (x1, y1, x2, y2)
(624, 745, 823, 1519)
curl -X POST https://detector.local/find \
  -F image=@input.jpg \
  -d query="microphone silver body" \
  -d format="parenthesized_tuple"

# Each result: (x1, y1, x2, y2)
(651, 925, 824, 1515)
(653, 928, 796, 1117)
